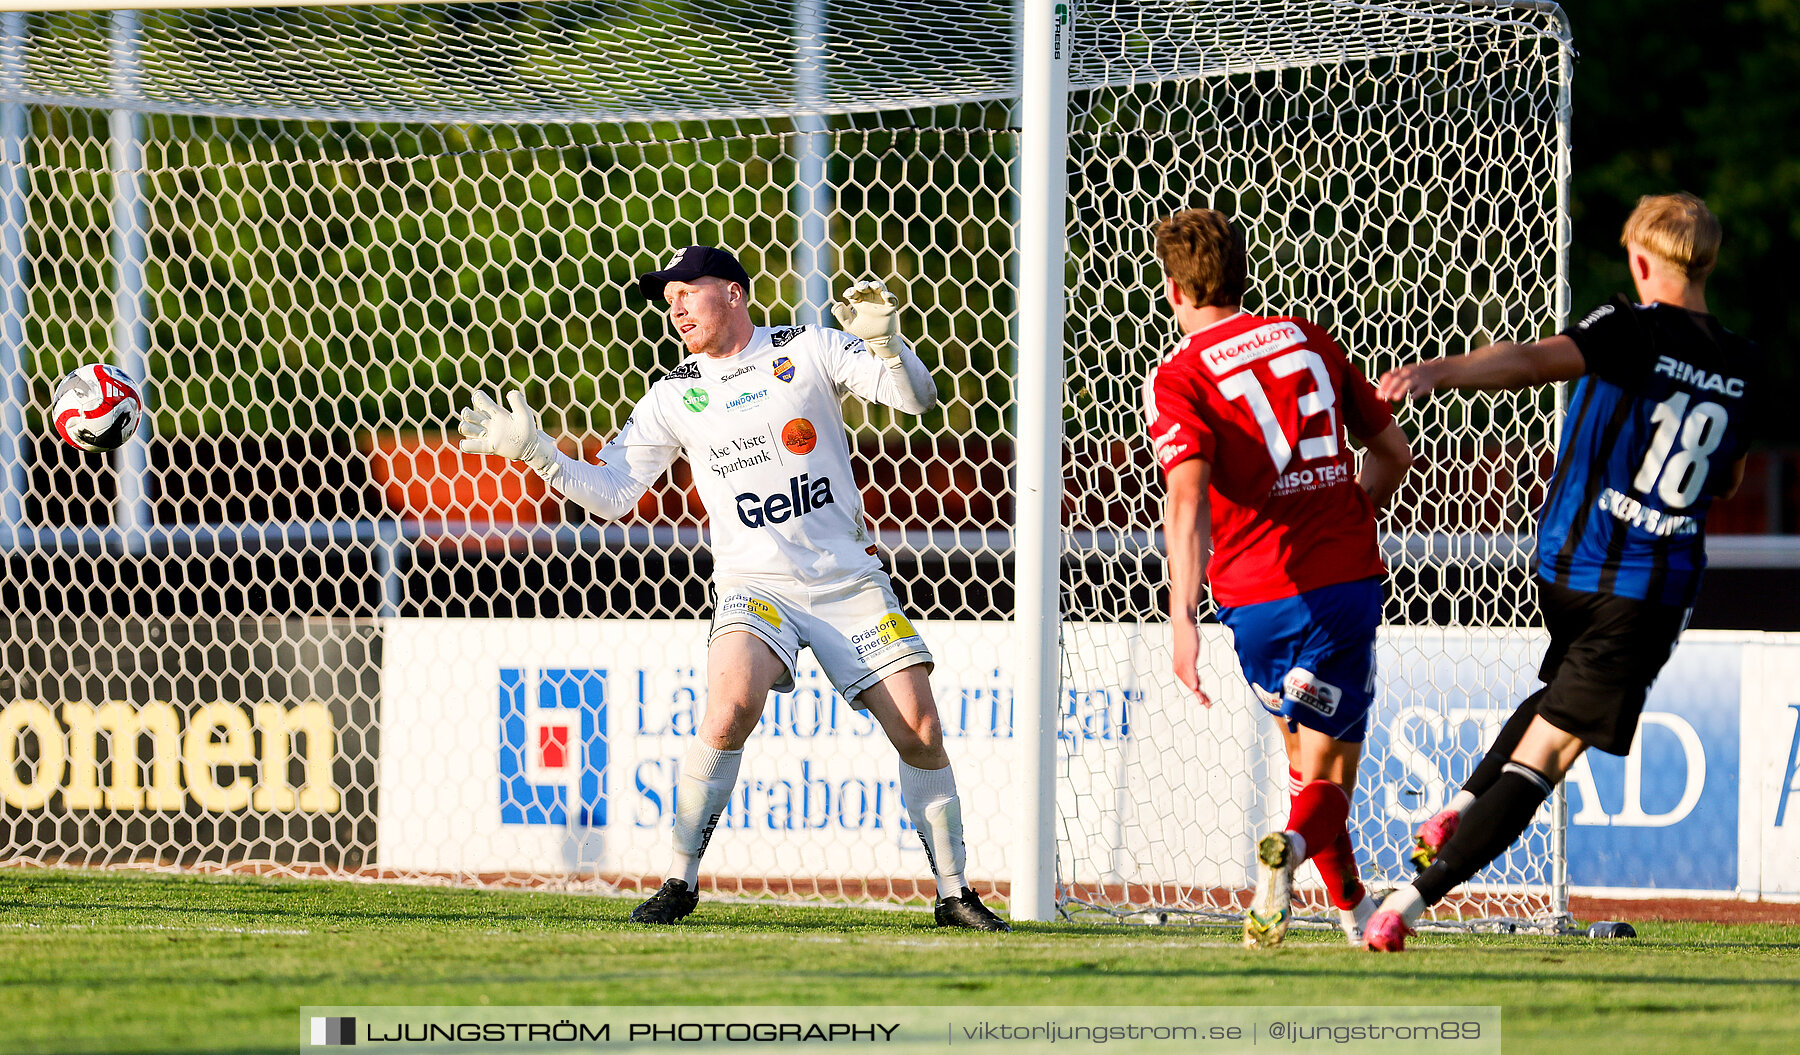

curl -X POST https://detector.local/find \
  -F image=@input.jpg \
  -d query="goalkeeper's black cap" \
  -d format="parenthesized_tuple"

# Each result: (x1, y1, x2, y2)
(638, 245, 752, 301)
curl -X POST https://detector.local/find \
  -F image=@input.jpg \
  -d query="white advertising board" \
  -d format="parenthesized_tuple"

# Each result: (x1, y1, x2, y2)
(379, 619, 1261, 887)
(379, 620, 1800, 899)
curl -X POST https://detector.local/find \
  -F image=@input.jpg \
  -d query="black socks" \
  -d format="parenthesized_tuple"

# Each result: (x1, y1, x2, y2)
(1416, 761, 1554, 906)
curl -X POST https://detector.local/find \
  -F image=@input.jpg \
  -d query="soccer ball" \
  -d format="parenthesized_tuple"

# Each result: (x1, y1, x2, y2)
(52, 363, 143, 452)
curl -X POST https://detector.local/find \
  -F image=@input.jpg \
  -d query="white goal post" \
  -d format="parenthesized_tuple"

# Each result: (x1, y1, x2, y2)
(0, 0, 1574, 931)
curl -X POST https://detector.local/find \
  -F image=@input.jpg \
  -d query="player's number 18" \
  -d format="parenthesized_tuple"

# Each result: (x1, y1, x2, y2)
(1632, 391, 1728, 509)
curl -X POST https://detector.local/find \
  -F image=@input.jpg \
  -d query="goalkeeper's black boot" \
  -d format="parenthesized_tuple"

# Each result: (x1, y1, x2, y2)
(630, 878, 698, 924)
(934, 887, 1011, 932)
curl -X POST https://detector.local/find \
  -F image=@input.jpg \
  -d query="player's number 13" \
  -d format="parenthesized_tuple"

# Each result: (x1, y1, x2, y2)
(1217, 350, 1340, 474)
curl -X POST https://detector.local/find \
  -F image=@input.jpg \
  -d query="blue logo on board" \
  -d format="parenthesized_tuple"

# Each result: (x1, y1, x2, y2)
(498, 667, 608, 827)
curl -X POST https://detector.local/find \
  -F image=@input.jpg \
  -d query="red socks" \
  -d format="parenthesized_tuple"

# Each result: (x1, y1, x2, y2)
(1287, 767, 1363, 910)
(1310, 829, 1365, 910)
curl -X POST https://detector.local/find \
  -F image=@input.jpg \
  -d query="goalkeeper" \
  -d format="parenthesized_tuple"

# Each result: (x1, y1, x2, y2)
(457, 246, 1009, 931)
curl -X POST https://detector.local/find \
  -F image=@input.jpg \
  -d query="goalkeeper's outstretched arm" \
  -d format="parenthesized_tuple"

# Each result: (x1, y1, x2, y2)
(831, 279, 937, 414)
(456, 390, 677, 520)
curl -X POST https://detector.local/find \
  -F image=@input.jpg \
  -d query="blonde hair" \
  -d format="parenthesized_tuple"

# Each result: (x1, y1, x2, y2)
(1154, 209, 1247, 307)
(1621, 192, 1721, 281)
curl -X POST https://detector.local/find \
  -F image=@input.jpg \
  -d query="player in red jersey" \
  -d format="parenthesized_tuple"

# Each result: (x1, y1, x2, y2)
(1144, 209, 1415, 947)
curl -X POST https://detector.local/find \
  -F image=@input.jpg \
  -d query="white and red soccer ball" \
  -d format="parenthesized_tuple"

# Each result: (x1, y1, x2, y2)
(52, 363, 143, 452)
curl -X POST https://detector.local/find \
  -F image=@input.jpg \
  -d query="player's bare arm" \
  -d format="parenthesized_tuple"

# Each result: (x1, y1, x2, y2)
(1354, 421, 1414, 512)
(1376, 334, 1586, 400)
(1162, 456, 1213, 707)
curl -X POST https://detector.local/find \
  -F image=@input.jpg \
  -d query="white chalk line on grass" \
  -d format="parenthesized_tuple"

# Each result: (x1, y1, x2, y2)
(0, 922, 309, 935)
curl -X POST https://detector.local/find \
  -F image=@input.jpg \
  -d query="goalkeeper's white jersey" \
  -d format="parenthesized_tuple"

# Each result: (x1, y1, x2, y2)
(588, 324, 927, 588)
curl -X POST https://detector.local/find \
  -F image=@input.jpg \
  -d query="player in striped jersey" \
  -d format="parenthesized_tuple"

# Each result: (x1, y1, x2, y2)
(1367, 193, 1767, 951)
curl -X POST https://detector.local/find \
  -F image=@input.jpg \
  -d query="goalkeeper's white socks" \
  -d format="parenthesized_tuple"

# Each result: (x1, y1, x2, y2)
(668, 741, 743, 889)
(899, 760, 968, 900)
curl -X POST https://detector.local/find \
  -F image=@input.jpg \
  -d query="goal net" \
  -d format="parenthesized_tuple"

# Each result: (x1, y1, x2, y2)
(1058, 2, 1572, 928)
(0, 1, 1572, 929)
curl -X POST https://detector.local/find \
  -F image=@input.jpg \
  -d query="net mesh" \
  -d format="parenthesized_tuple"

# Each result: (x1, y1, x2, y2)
(0, 1, 1571, 927)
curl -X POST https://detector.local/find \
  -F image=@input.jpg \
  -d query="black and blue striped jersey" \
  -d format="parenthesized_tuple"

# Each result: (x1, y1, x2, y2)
(1535, 294, 1766, 607)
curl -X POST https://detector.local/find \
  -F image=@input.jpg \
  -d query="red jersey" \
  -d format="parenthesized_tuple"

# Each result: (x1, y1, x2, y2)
(1144, 311, 1392, 608)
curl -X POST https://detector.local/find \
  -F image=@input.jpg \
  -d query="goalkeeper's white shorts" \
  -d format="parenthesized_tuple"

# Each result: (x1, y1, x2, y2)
(710, 570, 934, 706)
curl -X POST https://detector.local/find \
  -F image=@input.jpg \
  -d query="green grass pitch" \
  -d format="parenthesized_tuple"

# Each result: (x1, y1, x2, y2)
(2, 871, 1795, 1054)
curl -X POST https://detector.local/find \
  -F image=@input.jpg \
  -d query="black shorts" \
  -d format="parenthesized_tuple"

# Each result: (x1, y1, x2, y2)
(1534, 577, 1689, 756)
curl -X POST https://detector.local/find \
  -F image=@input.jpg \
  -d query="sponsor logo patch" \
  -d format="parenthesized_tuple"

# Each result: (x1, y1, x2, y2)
(710, 450, 771, 478)
(1576, 302, 1615, 330)
(664, 360, 701, 381)
(720, 363, 758, 382)
(707, 433, 773, 478)
(772, 356, 797, 383)
(1282, 667, 1341, 717)
(771, 326, 806, 348)
(851, 612, 919, 657)
(735, 473, 834, 527)
(1151, 422, 1187, 468)
(1269, 459, 1352, 497)
(1653, 355, 1745, 397)
(782, 417, 817, 455)
(1199, 321, 1305, 375)
(682, 387, 709, 413)
(1597, 487, 1701, 537)
(724, 388, 769, 413)
(718, 593, 784, 629)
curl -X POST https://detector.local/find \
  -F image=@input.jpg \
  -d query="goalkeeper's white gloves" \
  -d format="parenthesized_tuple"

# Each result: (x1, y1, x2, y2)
(831, 278, 902, 359)
(456, 389, 559, 476)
